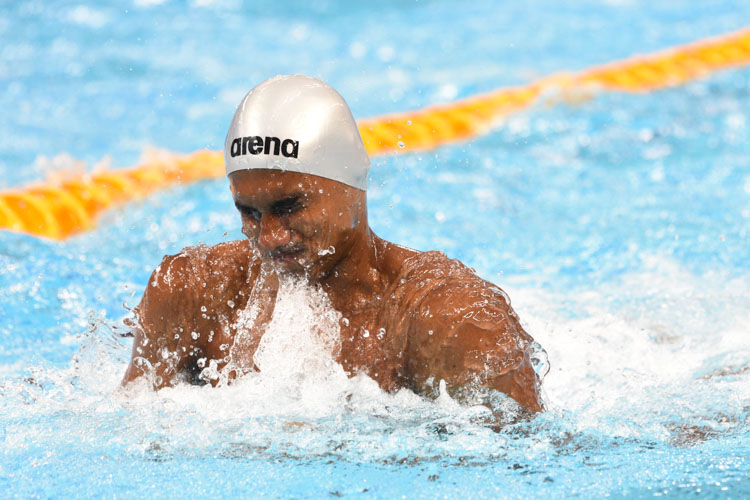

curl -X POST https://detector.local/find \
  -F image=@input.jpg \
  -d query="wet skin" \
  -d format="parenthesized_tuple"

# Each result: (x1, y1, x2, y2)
(122, 169, 544, 413)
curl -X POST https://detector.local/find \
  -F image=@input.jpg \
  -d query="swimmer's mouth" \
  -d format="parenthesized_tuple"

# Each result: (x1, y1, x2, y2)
(270, 245, 305, 263)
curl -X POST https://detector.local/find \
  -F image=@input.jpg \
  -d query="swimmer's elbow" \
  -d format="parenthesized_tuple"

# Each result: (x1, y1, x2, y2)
(490, 363, 544, 413)
(480, 340, 545, 413)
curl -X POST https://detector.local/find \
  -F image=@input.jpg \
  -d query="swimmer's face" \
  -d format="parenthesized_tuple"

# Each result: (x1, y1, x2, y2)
(229, 169, 366, 279)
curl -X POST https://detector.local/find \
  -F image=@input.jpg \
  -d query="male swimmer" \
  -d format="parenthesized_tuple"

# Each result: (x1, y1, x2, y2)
(123, 75, 546, 414)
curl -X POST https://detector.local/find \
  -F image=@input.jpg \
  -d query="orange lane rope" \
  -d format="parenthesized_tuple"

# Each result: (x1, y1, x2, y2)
(0, 152, 224, 240)
(2, 27, 749, 240)
(358, 27, 750, 155)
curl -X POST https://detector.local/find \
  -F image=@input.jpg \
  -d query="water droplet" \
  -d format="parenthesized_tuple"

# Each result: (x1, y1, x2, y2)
(191, 331, 200, 340)
(227, 300, 235, 309)
(528, 341, 550, 380)
(200, 306, 207, 312)
(377, 328, 386, 339)
(362, 329, 370, 338)
(342, 318, 349, 326)
(398, 141, 405, 148)
(317, 246, 336, 256)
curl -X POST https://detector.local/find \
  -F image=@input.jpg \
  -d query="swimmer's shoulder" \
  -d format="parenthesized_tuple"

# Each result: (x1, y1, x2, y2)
(382, 245, 494, 317)
(128, 240, 259, 389)
(395, 249, 528, 338)
(376, 239, 477, 299)
(391, 248, 482, 300)
(145, 240, 259, 301)
(199, 239, 259, 283)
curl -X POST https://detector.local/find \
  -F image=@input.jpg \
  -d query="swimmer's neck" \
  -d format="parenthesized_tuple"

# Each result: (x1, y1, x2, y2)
(319, 227, 389, 300)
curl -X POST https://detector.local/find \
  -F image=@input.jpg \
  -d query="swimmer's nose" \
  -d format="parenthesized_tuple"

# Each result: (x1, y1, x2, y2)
(257, 214, 291, 251)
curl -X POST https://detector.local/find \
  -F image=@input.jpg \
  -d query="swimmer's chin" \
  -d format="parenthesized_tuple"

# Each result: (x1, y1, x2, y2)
(261, 246, 341, 280)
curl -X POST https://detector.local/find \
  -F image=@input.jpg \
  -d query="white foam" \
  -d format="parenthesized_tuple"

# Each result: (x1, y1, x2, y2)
(251, 276, 344, 381)
(510, 255, 750, 439)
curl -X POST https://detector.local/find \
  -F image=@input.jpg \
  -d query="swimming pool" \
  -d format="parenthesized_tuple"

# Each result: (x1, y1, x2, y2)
(1, 0, 749, 497)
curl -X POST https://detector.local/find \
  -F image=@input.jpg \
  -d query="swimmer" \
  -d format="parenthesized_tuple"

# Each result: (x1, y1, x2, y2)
(122, 75, 546, 414)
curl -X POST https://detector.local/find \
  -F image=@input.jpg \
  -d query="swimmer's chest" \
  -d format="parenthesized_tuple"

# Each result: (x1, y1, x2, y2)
(337, 309, 408, 390)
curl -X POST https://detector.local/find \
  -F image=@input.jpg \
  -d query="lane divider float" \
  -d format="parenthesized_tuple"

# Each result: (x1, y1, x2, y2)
(2, 27, 749, 240)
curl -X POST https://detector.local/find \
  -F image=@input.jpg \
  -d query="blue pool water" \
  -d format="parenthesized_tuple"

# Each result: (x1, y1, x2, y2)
(1, 0, 749, 497)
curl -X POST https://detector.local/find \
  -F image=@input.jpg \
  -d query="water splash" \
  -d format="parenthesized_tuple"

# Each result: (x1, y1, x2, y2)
(1, 259, 749, 497)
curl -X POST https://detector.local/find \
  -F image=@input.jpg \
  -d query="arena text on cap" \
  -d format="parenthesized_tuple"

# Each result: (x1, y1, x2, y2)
(229, 136, 299, 159)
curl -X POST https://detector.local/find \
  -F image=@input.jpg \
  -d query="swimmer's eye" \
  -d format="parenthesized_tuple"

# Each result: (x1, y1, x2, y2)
(270, 196, 302, 217)
(234, 202, 261, 221)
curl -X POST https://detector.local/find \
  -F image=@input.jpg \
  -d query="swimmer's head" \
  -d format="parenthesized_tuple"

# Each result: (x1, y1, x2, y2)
(224, 74, 370, 191)
(230, 168, 367, 278)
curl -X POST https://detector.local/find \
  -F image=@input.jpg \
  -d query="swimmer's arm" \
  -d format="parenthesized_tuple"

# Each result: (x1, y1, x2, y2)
(404, 288, 543, 415)
(122, 254, 197, 390)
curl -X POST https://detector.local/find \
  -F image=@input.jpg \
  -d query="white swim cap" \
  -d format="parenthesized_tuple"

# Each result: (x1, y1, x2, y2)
(224, 74, 370, 191)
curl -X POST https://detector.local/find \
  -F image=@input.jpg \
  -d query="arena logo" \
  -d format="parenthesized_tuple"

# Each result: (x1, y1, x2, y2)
(229, 136, 299, 158)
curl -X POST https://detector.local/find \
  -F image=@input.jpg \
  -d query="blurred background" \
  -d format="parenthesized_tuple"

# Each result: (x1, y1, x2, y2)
(3, 0, 748, 185)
